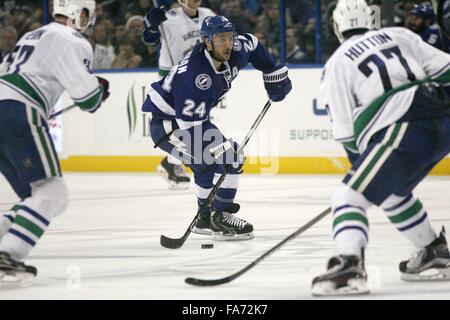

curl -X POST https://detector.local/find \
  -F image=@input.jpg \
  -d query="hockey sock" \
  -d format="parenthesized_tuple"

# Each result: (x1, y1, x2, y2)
(332, 184, 372, 257)
(0, 177, 68, 260)
(0, 205, 20, 239)
(333, 205, 369, 256)
(381, 194, 437, 247)
(213, 173, 239, 212)
(0, 204, 50, 260)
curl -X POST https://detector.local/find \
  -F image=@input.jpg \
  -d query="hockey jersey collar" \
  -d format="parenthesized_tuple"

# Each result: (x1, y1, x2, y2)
(203, 49, 232, 76)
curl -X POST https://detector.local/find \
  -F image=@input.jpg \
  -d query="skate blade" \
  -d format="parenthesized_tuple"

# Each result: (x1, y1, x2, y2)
(312, 278, 370, 296)
(0, 271, 36, 288)
(192, 227, 212, 236)
(211, 232, 255, 241)
(401, 266, 450, 282)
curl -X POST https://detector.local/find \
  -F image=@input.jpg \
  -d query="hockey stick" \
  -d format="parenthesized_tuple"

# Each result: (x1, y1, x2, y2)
(152, 0, 175, 66)
(185, 207, 332, 286)
(49, 103, 77, 119)
(160, 99, 273, 249)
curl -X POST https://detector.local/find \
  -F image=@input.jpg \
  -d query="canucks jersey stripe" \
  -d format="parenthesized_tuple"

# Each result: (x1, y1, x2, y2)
(354, 64, 450, 146)
(0, 74, 47, 114)
(74, 85, 103, 112)
(22, 74, 51, 111)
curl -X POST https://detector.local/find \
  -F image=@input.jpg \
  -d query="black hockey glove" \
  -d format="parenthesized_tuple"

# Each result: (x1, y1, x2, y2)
(96, 76, 110, 102)
(144, 6, 167, 31)
(209, 139, 245, 174)
(263, 66, 292, 102)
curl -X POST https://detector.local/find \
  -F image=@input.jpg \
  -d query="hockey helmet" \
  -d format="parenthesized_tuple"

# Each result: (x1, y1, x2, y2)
(409, 3, 435, 23)
(53, 0, 96, 32)
(333, 0, 372, 43)
(200, 16, 236, 44)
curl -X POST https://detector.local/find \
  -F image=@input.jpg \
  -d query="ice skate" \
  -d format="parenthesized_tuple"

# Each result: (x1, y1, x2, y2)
(400, 227, 450, 281)
(0, 252, 37, 288)
(312, 254, 369, 296)
(192, 203, 241, 236)
(156, 157, 190, 190)
(210, 209, 254, 241)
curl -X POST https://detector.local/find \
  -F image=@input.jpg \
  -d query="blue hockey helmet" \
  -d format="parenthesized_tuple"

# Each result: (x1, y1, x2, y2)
(200, 16, 236, 43)
(410, 3, 435, 22)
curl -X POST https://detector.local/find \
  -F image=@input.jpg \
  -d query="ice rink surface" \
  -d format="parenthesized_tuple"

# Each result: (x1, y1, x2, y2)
(0, 173, 449, 300)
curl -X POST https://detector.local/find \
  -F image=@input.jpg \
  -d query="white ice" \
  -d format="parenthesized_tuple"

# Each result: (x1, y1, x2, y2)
(0, 173, 449, 299)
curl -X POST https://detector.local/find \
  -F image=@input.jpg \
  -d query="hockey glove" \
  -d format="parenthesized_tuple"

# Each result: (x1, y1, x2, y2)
(263, 66, 292, 102)
(209, 139, 245, 174)
(96, 76, 110, 102)
(144, 6, 167, 31)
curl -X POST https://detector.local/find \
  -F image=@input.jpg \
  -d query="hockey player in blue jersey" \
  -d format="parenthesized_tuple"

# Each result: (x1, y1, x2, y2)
(142, 16, 292, 240)
(405, 3, 450, 52)
(311, 0, 450, 296)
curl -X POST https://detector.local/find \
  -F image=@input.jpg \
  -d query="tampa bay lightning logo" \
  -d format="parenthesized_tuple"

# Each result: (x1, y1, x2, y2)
(195, 74, 212, 90)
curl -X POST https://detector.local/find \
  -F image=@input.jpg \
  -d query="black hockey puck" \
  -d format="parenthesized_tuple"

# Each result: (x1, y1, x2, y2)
(201, 244, 214, 249)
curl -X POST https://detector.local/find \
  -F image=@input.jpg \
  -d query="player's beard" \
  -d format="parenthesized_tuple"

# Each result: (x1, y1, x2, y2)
(211, 48, 231, 63)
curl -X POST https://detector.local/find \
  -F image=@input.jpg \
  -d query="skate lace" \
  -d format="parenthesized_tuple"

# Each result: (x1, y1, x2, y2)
(174, 164, 188, 177)
(222, 213, 247, 229)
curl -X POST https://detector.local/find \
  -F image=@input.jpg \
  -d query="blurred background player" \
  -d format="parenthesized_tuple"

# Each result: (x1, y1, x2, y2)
(0, 0, 110, 285)
(142, 16, 292, 238)
(405, 2, 450, 52)
(142, 0, 215, 190)
(312, 0, 450, 296)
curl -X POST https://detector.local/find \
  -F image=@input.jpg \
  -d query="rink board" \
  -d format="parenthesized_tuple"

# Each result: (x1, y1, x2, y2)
(56, 68, 450, 175)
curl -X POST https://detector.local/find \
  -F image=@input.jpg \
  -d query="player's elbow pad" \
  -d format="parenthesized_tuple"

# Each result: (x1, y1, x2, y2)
(142, 28, 160, 46)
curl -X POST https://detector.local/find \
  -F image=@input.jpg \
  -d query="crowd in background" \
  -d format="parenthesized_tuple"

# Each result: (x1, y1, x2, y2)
(0, 0, 446, 70)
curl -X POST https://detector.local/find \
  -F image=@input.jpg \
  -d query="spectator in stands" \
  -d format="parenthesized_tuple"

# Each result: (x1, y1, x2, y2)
(0, 26, 17, 63)
(222, 0, 255, 34)
(92, 22, 116, 70)
(286, 27, 309, 64)
(113, 23, 127, 48)
(126, 15, 157, 68)
(111, 36, 142, 69)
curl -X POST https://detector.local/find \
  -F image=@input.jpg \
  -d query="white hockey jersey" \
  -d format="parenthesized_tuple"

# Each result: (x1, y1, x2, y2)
(158, 7, 215, 75)
(321, 27, 450, 152)
(0, 22, 102, 119)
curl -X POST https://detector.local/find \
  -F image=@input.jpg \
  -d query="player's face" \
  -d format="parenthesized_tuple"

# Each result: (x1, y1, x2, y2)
(209, 32, 234, 62)
(187, 0, 202, 10)
(405, 15, 425, 33)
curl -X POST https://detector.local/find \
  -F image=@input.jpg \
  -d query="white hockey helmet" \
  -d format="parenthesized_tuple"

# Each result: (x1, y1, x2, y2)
(333, 0, 372, 43)
(53, 0, 96, 32)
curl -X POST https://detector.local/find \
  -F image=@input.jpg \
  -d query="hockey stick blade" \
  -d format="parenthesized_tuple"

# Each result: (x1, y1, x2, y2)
(185, 207, 331, 286)
(160, 217, 199, 249)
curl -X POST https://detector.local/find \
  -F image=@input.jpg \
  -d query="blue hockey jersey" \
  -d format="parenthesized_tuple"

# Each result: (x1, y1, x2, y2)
(420, 25, 450, 52)
(142, 33, 277, 126)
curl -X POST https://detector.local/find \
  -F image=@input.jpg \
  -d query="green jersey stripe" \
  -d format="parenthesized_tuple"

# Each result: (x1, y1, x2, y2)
(76, 86, 103, 111)
(0, 74, 47, 113)
(351, 123, 402, 190)
(32, 109, 58, 176)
